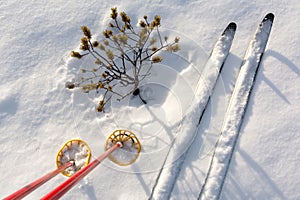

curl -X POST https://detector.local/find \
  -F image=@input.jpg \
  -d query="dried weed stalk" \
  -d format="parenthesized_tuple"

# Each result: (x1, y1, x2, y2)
(66, 7, 180, 112)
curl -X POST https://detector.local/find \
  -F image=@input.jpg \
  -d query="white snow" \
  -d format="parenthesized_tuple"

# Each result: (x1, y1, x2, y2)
(57, 139, 91, 176)
(1, 1, 300, 200)
(150, 24, 235, 200)
(200, 15, 274, 200)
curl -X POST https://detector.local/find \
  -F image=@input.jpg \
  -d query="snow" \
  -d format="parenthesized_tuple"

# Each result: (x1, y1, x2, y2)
(150, 24, 235, 200)
(57, 139, 91, 176)
(199, 14, 274, 200)
(1, 1, 300, 200)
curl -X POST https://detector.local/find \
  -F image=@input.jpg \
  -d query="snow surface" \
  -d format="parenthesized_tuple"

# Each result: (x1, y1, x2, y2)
(150, 24, 235, 200)
(1, 0, 300, 200)
(57, 139, 91, 176)
(200, 15, 274, 200)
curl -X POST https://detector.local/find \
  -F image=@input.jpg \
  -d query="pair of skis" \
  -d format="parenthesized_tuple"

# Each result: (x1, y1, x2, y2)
(199, 13, 274, 200)
(149, 19, 237, 200)
(150, 13, 274, 199)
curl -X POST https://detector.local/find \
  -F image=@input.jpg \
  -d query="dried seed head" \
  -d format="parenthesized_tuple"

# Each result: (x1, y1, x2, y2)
(81, 26, 92, 39)
(103, 40, 109, 46)
(152, 15, 161, 27)
(103, 30, 113, 38)
(80, 37, 89, 51)
(106, 49, 114, 60)
(172, 44, 180, 52)
(96, 106, 103, 112)
(123, 23, 130, 30)
(97, 82, 104, 89)
(152, 56, 163, 63)
(98, 43, 105, 50)
(112, 35, 118, 42)
(96, 101, 104, 112)
(92, 41, 99, 47)
(150, 37, 157, 45)
(81, 83, 97, 92)
(139, 20, 147, 28)
(110, 7, 118, 19)
(109, 23, 115, 28)
(151, 46, 157, 51)
(65, 81, 76, 89)
(95, 58, 101, 65)
(70, 51, 82, 59)
(139, 28, 147, 37)
(107, 85, 113, 91)
(120, 12, 131, 24)
(118, 34, 128, 44)
(167, 44, 180, 52)
(139, 35, 147, 45)
(108, 64, 113, 69)
(102, 73, 107, 78)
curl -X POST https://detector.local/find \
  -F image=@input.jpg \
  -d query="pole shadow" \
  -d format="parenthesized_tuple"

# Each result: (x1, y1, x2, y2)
(220, 148, 286, 199)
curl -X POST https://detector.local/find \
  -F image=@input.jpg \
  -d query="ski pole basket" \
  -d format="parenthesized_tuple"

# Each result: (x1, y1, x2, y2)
(42, 130, 141, 199)
(56, 139, 92, 177)
(105, 129, 141, 166)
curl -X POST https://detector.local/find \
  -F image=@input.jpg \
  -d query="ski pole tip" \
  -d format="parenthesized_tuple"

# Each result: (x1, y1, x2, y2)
(116, 141, 123, 148)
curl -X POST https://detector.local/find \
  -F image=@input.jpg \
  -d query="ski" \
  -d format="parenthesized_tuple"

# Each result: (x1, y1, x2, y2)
(149, 22, 237, 200)
(198, 13, 274, 200)
(197, 22, 237, 125)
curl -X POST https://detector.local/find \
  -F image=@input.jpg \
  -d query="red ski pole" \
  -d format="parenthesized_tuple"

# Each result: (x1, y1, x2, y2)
(3, 161, 74, 200)
(41, 142, 123, 200)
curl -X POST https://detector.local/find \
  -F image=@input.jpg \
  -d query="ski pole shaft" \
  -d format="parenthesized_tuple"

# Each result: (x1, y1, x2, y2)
(3, 161, 74, 200)
(41, 142, 122, 200)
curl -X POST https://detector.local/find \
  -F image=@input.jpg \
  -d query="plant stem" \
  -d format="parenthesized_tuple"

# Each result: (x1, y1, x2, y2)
(133, 88, 147, 104)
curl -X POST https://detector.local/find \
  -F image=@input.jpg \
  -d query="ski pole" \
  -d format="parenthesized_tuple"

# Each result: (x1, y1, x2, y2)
(41, 142, 123, 200)
(3, 161, 74, 200)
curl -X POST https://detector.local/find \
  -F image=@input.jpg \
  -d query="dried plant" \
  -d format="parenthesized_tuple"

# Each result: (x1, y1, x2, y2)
(66, 7, 180, 112)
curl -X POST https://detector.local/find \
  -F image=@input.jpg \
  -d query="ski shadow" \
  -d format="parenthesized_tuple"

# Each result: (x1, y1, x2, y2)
(257, 49, 300, 105)
(266, 50, 300, 77)
(154, 49, 299, 198)
(232, 49, 295, 141)
(125, 100, 203, 198)
(131, 164, 152, 196)
(168, 52, 241, 198)
(218, 50, 294, 199)
(125, 101, 178, 152)
(79, 178, 98, 200)
(0, 94, 19, 122)
(220, 148, 286, 199)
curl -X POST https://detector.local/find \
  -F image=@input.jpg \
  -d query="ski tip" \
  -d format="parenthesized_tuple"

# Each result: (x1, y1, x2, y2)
(222, 22, 237, 35)
(263, 13, 275, 22)
(228, 22, 237, 31)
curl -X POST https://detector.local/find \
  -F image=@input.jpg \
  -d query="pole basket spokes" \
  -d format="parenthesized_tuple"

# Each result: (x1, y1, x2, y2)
(56, 139, 92, 177)
(105, 130, 141, 166)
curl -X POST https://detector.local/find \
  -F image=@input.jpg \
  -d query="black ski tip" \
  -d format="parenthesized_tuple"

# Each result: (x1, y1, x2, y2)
(228, 22, 237, 31)
(222, 22, 237, 35)
(263, 13, 275, 22)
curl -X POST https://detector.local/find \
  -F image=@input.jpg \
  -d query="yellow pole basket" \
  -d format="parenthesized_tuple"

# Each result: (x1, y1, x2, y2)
(105, 130, 141, 166)
(56, 139, 92, 177)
